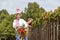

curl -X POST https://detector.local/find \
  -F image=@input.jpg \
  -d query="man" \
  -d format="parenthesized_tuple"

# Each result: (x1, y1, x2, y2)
(13, 13, 28, 40)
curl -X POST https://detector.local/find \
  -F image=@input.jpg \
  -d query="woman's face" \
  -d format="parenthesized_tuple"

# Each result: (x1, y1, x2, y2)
(28, 20, 32, 24)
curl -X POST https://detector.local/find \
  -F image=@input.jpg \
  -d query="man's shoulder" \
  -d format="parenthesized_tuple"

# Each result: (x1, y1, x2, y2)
(13, 19, 16, 21)
(20, 19, 25, 21)
(13, 19, 25, 21)
(20, 19, 26, 22)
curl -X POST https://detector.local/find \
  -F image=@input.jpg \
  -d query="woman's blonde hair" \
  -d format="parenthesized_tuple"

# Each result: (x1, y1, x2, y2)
(28, 18, 33, 21)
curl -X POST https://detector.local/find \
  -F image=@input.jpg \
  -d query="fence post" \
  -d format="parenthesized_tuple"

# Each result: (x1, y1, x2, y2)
(56, 19, 59, 40)
(0, 38, 1, 40)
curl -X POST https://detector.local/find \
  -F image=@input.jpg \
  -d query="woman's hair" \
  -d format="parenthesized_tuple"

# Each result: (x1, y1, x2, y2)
(28, 18, 33, 25)
(28, 18, 33, 21)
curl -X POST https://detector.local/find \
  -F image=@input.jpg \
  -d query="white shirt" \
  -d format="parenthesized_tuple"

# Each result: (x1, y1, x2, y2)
(13, 19, 28, 29)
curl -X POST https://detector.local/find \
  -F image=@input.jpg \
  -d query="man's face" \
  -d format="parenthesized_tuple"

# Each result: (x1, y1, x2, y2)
(16, 14, 21, 19)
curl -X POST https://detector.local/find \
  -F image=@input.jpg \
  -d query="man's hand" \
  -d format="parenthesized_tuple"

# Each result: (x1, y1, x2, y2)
(16, 26, 21, 29)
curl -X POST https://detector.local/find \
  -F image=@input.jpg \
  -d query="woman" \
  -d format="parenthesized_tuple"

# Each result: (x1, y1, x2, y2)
(26, 18, 33, 38)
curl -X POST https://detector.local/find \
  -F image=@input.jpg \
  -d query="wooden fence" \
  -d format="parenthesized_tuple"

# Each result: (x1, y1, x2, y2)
(28, 20, 60, 40)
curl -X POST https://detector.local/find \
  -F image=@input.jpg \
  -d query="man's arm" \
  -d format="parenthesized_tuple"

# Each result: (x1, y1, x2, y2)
(13, 20, 16, 29)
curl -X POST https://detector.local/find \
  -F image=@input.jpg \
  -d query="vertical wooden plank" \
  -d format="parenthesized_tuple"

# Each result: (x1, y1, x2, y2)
(56, 19, 59, 40)
(46, 23, 49, 40)
(48, 19, 50, 40)
(0, 38, 1, 40)
(50, 22, 51, 40)
(53, 22, 55, 40)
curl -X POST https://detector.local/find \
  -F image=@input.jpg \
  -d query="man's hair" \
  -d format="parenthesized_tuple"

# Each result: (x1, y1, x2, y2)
(15, 13, 22, 16)
(15, 13, 22, 18)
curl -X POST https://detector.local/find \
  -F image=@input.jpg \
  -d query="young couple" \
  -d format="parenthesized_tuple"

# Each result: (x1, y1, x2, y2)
(13, 13, 33, 40)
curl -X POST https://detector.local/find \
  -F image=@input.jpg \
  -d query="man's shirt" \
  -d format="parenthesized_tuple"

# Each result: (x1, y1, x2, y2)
(13, 19, 28, 29)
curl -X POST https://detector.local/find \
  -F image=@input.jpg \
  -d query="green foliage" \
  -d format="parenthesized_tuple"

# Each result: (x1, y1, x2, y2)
(0, 9, 15, 38)
(24, 2, 45, 20)
(31, 7, 60, 28)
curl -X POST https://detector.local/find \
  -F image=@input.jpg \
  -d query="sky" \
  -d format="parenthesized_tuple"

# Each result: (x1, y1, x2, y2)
(0, 0, 60, 14)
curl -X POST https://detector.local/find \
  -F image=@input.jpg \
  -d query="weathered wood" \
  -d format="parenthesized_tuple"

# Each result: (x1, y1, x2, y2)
(28, 21, 59, 40)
